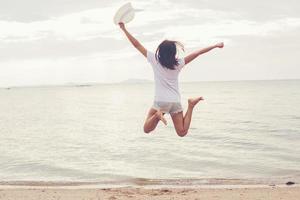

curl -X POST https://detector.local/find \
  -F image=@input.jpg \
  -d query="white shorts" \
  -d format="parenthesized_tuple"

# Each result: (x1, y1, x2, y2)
(152, 101, 183, 114)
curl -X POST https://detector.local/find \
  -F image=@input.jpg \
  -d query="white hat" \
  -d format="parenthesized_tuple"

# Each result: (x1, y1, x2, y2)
(113, 2, 135, 25)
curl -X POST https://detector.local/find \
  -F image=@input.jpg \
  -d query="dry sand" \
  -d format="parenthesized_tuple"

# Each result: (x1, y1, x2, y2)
(0, 185, 299, 200)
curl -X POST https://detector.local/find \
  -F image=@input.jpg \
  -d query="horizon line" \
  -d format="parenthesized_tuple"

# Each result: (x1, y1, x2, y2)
(1, 78, 299, 89)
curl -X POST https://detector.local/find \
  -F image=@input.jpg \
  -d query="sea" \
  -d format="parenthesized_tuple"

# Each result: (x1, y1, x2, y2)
(0, 80, 299, 186)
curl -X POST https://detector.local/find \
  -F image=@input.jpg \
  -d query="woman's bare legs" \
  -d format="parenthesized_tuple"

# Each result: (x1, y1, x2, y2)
(171, 97, 203, 137)
(143, 108, 167, 133)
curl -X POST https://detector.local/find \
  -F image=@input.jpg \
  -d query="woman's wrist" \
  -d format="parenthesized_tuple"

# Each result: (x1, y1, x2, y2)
(118, 22, 126, 31)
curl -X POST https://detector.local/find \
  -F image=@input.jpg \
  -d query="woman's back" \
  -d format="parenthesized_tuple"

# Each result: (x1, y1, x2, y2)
(147, 51, 185, 102)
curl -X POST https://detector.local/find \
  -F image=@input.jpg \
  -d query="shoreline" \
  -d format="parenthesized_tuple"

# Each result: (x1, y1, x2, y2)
(0, 177, 298, 188)
(0, 185, 299, 200)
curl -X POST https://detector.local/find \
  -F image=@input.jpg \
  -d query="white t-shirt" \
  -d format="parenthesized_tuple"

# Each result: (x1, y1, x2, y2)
(147, 51, 185, 102)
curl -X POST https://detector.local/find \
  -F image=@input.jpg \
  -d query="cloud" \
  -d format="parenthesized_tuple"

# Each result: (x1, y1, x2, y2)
(0, 35, 129, 61)
(0, 5, 129, 61)
(0, 7, 121, 42)
(162, 17, 300, 47)
(1, 1, 300, 55)
(180, 28, 300, 82)
(0, 0, 117, 22)
(172, 0, 300, 21)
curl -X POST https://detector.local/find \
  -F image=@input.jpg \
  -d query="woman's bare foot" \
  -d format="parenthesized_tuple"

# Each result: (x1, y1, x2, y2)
(188, 97, 204, 108)
(156, 110, 167, 125)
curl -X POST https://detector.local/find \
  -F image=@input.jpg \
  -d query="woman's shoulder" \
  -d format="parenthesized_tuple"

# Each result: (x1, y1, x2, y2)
(147, 51, 157, 64)
(175, 57, 185, 70)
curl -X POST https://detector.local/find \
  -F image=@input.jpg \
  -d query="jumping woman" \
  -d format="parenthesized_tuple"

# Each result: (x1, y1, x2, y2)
(119, 22, 224, 137)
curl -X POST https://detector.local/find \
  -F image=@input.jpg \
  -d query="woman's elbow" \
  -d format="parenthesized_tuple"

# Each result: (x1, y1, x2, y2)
(133, 43, 140, 48)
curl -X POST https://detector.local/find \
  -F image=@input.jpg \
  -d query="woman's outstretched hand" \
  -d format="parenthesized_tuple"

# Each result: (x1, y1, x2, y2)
(215, 42, 224, 48)
(119, 22, 125, 30)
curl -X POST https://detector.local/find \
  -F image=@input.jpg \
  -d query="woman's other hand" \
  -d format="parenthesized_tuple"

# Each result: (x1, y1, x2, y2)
(215, 42, 224, 48)
(119, 22, 125, 30)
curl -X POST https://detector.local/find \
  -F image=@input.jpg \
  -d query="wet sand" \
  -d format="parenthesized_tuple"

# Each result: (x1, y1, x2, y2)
(0, 185, 299, 200)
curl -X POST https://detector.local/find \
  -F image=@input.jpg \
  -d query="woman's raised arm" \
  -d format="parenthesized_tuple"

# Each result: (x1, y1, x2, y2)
(119, 23, 147, 57)
(184, 42, 224, 65)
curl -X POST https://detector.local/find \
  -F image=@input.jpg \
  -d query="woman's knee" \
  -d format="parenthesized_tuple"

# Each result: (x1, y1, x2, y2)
(143, 126, 153, 134)
(176, 129, 188, 137)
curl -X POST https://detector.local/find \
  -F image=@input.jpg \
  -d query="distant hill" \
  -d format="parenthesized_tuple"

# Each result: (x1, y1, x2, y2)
(121, 79, 153, 84)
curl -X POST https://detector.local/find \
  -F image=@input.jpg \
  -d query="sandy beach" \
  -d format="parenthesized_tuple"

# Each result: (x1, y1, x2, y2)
(0, 185, 299, 200)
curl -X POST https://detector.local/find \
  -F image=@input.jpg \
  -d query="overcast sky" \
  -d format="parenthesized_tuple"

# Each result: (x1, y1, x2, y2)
(0, 0, 300, 87)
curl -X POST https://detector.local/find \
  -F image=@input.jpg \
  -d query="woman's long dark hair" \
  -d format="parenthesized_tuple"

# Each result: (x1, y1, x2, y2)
(155, 40, 184, 70)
